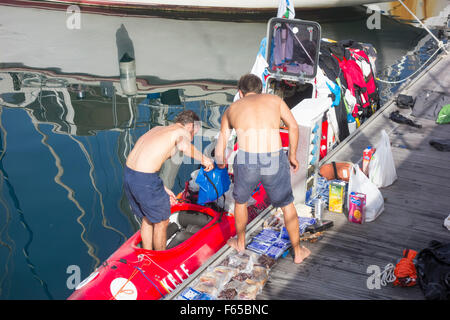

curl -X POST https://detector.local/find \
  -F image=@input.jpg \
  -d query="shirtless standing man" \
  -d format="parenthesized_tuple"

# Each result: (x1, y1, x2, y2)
(215, 74, 310, 264)
(124, 110, 214, 250)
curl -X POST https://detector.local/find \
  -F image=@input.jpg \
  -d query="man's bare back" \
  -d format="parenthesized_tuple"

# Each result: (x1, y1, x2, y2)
(124, 110, 214, 251)
(215, 73, 310, 264)
(226, 93, 284, 153)
(126, 125, 185, 173)
(126, 123, 214, 174)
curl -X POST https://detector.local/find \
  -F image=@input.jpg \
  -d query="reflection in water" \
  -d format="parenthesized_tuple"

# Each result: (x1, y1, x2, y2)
(116, 24, 135, 63)
(67, 134, 128, 247)
(0, 107, 14, 298)
(0, 106, 53, 299)
(31, 121, 101, 269)
(0, 69, 235, 298)
(376, 27, 445, 103)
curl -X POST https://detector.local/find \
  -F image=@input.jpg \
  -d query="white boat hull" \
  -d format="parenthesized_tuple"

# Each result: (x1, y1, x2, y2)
(4, 0, 395, 15)
(53, 0, 393, 10)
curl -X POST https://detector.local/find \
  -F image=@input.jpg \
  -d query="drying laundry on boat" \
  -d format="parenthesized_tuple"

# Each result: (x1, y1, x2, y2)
(249, 17, 382, 162)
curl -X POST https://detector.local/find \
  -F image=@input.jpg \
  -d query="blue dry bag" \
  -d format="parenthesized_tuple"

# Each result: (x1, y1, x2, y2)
(195, 164, 231, 205)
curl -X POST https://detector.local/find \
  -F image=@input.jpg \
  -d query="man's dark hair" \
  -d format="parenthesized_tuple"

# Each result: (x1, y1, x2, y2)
(174, 110, 200, 125)
(238, 74, 263, 96)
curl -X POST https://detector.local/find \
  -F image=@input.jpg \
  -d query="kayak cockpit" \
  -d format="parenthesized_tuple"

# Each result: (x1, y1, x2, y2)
(166, 210, 214, 249)
(132, 208, 218, 250)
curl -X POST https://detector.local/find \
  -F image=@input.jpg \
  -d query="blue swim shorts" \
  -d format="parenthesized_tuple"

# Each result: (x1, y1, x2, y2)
(123, 165, 171, 224)
(232, 150, 294, 208)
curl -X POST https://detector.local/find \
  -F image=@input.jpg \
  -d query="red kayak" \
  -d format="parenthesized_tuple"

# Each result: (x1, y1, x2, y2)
(68, 190, 269, 300)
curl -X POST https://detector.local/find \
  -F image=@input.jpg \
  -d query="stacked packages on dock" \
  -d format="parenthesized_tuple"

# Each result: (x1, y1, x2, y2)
(248, 219, 316, 259)
(247, 228, 291, 259)
(177, 214, 319, 300)
(306, 176, 330, 208)
(178, 250, 275, 301)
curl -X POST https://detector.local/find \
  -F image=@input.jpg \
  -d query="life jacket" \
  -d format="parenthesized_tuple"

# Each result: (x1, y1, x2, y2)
(333, 54, 370, 119)
(346, 47, 380, 114)
(323, 40, 379, 123)
(338, 40, 380, 118)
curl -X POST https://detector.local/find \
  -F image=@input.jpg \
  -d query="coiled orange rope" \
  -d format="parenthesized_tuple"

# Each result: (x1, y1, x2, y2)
(394, 249, 418, 287)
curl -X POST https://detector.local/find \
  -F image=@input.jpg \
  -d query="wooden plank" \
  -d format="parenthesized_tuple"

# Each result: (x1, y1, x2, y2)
(395, 167, 450, 188)
(392, 147, 450, 169)
(380, 190, 448, 215)
(381, 178, 450, 205)
(259, 236, 426, 300)
(393, 157, 450, 179)
(390, 124, 450, 141)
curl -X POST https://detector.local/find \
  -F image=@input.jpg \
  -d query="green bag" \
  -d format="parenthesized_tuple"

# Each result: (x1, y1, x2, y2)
(436, 104, 450, 124)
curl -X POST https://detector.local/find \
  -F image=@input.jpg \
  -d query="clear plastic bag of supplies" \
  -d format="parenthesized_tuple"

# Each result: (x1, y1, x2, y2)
(190, 266, 233, 299)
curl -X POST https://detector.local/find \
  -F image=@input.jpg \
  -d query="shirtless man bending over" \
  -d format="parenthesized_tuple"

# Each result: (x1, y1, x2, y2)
(124, 110, 214, 250)
(215, 74, 311, 264)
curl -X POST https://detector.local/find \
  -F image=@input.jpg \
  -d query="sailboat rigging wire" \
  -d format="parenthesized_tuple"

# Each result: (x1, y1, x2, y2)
(375, 0, 448, 85)
(397, 0, 448, 54)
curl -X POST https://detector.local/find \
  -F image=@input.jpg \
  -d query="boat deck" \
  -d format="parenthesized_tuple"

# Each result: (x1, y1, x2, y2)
(259, 52, 450, 300)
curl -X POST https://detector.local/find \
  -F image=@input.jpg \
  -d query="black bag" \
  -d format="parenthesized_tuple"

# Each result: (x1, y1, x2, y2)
(396, 94, 415, 109)
(415, 240, 450, 300)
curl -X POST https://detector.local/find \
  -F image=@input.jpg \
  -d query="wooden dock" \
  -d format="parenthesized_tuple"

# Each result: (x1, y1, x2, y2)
(164, 52, 450, 302)
(258, 52, 450, 300)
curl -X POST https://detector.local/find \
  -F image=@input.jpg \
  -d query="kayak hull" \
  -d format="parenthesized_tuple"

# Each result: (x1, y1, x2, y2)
(68, 203, 238, 300)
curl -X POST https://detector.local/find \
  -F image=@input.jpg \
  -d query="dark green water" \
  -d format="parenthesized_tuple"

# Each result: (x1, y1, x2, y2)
(0, 3, 447, 299)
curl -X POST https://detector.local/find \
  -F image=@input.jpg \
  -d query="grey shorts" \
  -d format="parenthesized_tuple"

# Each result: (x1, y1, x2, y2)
(232, 150, 294, 208)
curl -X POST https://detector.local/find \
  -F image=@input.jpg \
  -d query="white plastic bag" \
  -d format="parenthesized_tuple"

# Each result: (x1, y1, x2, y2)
(369, 130, 397, 188)
(347, 164, 384, 222)
(444, 215, 450, 231)
(216, 183, 256, 213)
(188, 169, 200, 192)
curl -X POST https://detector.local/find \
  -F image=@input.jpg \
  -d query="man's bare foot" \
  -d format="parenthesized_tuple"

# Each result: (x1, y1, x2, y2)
(227, 237, 245, 253)
(293, 246, 311, 264)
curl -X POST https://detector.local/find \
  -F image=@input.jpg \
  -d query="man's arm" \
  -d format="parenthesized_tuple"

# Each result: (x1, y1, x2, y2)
(215, 109, 232, 169)
(176, 132, 214, 171)
(279, 98, 299, 172)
